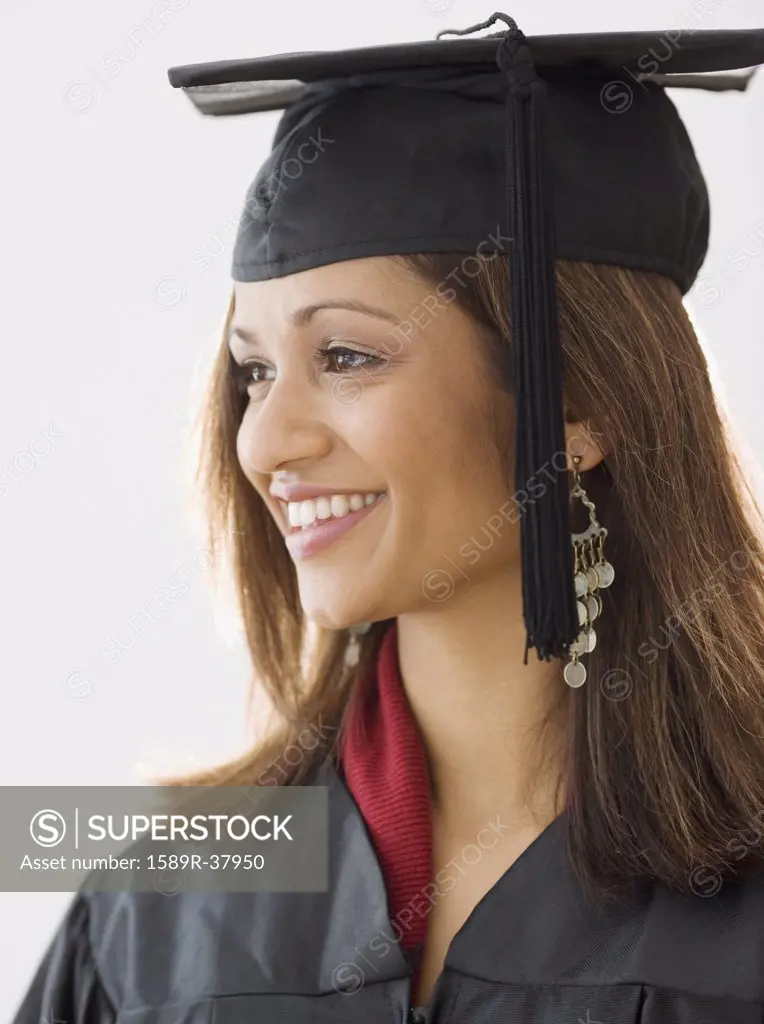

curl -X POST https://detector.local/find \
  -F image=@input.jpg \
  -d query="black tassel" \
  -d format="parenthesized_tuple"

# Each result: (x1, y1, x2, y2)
(495, 21, 578, 663)
(436, 12, 579, 661)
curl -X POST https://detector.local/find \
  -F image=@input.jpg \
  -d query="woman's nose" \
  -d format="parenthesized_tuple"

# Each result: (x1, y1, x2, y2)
(237, 373, 334, 477)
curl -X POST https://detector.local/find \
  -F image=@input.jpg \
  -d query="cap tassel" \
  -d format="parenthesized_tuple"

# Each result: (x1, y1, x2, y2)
(493, 17, 578, 663)
(437, 12, 580, 661)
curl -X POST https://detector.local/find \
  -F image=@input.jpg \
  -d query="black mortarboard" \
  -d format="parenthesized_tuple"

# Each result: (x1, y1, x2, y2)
(168, 15, 764, 666)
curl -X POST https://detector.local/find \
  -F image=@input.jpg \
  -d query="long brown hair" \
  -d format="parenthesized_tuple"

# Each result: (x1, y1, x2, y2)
(169, 254, 764, 902)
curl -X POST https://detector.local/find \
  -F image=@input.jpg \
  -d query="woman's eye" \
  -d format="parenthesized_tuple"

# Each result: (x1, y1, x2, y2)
(233, 361, 274, 393)
(232, 344, 385, 394)
(322, 345, 384, 373)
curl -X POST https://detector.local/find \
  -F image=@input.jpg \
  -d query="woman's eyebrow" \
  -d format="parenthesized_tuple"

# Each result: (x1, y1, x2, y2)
(228, 299, 401, 347)
(291, 299, 401, 326)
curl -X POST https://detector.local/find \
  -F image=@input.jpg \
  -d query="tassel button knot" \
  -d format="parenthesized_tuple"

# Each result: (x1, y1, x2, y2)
(496, 35, 537, 97)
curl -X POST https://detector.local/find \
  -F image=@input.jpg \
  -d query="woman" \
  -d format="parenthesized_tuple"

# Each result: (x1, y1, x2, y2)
(14, 15, 764, 1024)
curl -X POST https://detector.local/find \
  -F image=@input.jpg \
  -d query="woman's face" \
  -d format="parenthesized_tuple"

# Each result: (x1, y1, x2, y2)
(231, 256, 520, 629)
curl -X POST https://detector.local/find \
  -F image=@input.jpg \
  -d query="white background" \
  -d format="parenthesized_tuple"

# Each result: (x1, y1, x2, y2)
(2, 0, 763, 1017)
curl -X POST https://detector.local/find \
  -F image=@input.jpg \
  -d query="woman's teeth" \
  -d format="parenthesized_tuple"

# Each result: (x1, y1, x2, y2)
(283, 492, 384, 530)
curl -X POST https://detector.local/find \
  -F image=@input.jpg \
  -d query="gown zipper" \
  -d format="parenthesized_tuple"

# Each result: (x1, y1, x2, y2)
(407, 1006, 428, 1023)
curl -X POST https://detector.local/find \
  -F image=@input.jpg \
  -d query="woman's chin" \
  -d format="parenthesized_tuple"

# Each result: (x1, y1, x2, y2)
(301, 597, 377, 633)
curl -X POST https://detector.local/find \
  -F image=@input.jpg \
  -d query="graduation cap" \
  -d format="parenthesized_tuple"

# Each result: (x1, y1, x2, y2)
(167, 14, 764, 669)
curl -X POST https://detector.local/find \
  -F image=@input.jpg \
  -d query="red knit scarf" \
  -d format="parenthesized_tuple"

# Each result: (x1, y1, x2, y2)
(339, 620, 433, 959)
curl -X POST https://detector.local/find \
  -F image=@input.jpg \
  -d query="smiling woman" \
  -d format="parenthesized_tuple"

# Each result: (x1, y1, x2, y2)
(14, 14, 764, 1024)
(223, 256, 531, 629)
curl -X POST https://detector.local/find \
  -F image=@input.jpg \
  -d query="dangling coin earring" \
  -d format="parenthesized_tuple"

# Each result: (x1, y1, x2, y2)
(564, 455, 615, 688)
(344, 622, 372, 669)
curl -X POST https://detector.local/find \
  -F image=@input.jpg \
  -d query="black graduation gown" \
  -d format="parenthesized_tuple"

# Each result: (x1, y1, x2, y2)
(12, 760, 764, 1024)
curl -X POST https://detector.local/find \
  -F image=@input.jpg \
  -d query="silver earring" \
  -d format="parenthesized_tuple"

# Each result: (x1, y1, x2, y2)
(564, 455, 615, 689)
(344, 622, 372, 669)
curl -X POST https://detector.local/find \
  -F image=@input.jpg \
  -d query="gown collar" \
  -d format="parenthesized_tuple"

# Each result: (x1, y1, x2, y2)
(338, 620, 433, 959)
(335, 618, 570, 987)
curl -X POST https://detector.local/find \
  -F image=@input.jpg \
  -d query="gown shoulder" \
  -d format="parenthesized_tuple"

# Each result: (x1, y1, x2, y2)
(12, 893, 116, 1024)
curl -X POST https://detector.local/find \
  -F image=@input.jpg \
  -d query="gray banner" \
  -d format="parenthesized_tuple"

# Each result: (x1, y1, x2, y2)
(0, 785, 328, 892)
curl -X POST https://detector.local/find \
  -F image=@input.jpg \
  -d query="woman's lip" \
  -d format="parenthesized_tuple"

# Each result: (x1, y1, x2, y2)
(284, 495, 387, 560)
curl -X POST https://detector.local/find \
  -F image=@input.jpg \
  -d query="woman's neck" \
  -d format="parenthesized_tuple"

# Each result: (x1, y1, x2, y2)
(395, 574, 569, 835)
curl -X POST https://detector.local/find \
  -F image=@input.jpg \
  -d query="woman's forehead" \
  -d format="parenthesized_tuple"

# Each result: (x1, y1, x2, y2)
(231, 258, 427, 318)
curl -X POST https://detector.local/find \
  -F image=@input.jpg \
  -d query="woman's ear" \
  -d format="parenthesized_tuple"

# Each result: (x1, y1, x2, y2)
(564, 418, 609, 472)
